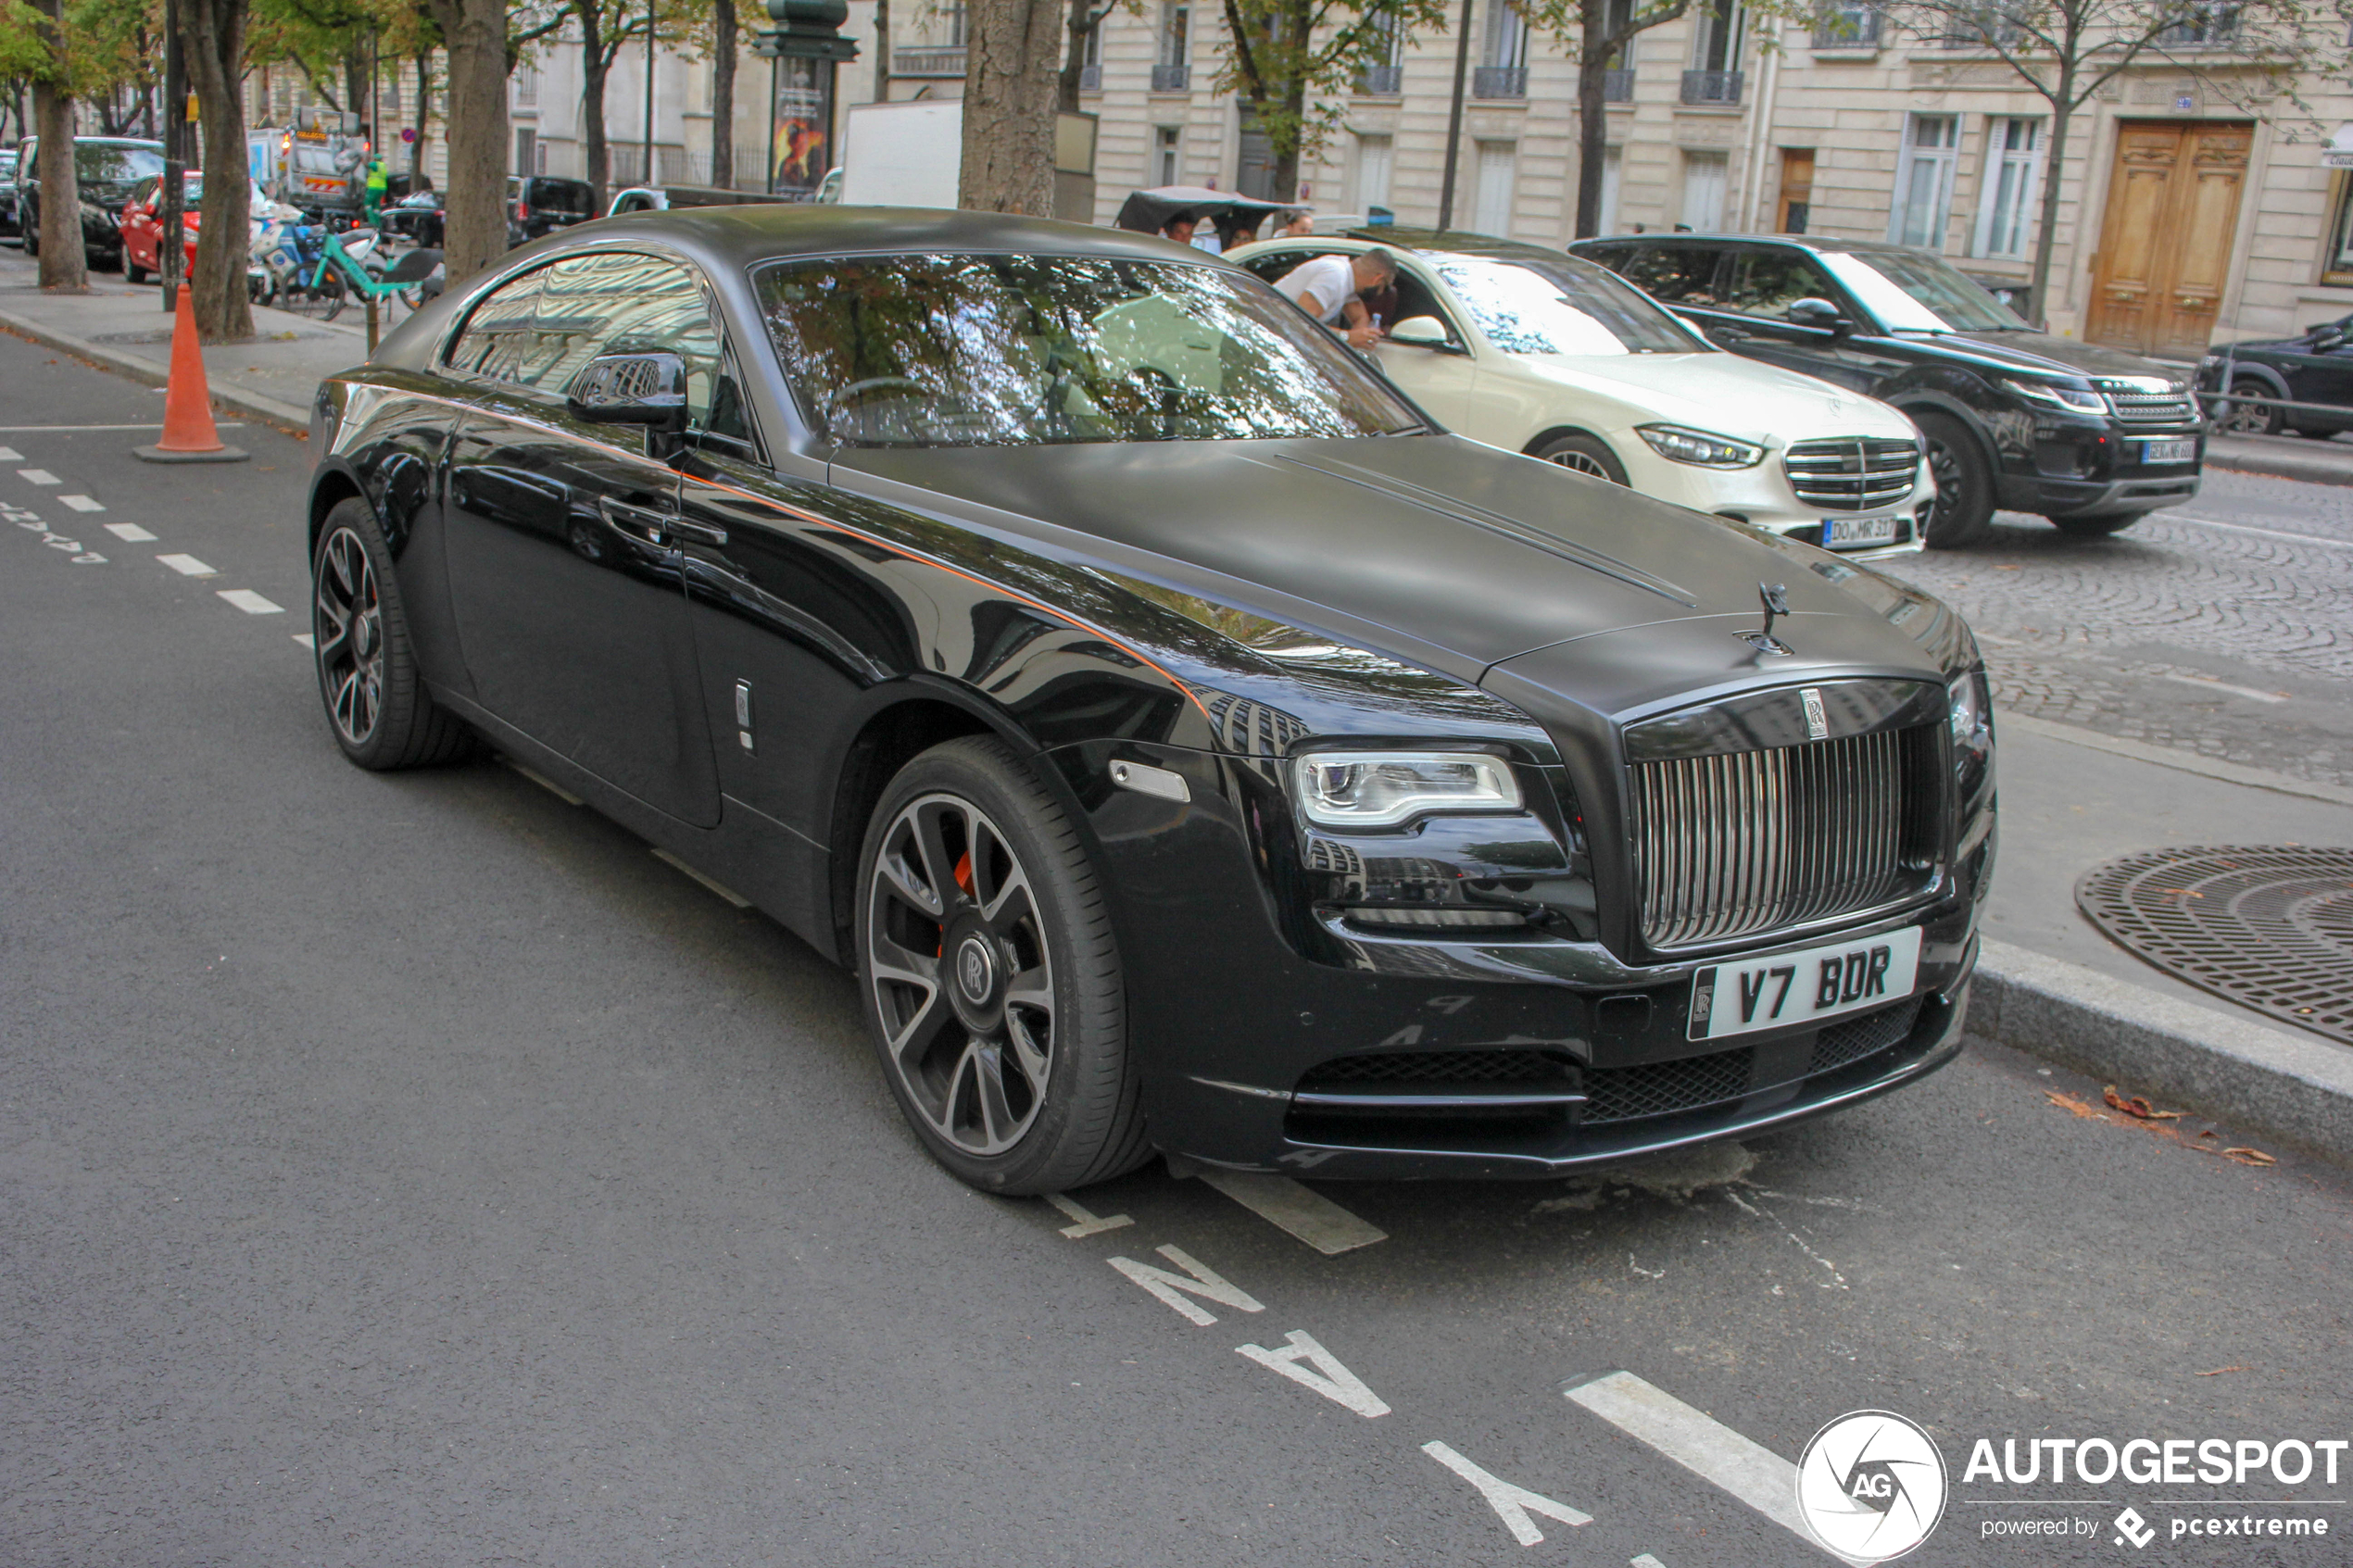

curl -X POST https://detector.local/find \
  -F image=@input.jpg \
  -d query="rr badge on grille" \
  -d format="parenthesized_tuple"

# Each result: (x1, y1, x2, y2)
(1801, 686, 1829, 740)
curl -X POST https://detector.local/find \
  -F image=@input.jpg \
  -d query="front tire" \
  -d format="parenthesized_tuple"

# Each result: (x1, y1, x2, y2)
(1529, 432, 1629, 483)
(309, 497, 472, 770)
(1917, 412, 1996, 547)
(856, 736, 1147, 1194)
(2221, 377, 2284, 435)
(124, 257, 147, 283)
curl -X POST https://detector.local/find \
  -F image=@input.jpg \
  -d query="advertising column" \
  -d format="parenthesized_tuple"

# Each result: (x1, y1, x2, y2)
(758, 0, 859, 198)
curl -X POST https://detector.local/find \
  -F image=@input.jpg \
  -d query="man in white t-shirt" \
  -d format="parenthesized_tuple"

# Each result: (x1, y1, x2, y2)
(1271, 248, 1395, 349)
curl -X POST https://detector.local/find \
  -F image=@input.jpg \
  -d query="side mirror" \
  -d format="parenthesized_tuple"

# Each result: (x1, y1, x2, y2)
(566, 351, 688, 430)
(1387, 315, 1454, 349)
(1786, 297, 1850, 333)
(2309, 325, 2347, 352)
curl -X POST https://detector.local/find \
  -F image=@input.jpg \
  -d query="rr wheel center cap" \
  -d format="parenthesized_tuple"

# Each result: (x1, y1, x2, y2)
(955, 935, 996, 1005)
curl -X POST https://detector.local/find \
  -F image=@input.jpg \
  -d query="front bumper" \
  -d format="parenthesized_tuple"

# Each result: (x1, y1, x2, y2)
(1994, 419, 2203, 518)
(1619, 440, 1931, 562)
(1053, 738, 1992, 1180)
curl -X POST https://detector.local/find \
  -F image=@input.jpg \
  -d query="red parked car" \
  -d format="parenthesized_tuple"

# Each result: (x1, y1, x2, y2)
(119, 171, 203, 282)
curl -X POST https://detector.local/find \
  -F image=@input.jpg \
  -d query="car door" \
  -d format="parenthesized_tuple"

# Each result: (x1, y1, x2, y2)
(1696, 246, 1906, 395)
(2276, 320, 2353, 428)
(439, 252, 722, 827)
(120, 176, 158, 271)
(1366, 257, 1479, 428)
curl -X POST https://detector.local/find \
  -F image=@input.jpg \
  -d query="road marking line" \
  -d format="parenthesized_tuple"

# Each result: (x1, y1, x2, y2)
(649, 847, 751, 908)
(18, 469, 59, 484)
(1237, 1329, 1390, 1417)
(2161, 513, 2353, 552)
(1565, 1372, 1830, 1556)
(217, 589, 283, 615)
(1044, 1192, 1133, 1238)
(104, 521, 157, 541)
(1421, 1441, 1592, 1545)
(2155, 671, 2288, 704)
(0, 445, 19, 459)
(58, 494, 102, 512)
(0, 423, 244, 432)
(292, 633, 315, 649)
(1631, 1556, 1669, 1567)
(1108, 1245, 1264, 1326)
(70, 552, 104, 564)
(501, 759, 584, 806)
(1196, 1170, 1388, 1255)
(157, 553, 217, 576)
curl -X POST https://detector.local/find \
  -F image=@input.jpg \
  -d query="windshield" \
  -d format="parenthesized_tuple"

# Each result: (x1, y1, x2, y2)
(757, 253, 1423, 446)
(75, 144, 163, 184)
(1818, 248, 2031, 332)
(1430, 256, 1706, 356)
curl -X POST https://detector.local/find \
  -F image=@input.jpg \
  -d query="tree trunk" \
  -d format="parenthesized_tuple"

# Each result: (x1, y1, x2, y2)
(959, 0, 1060, 214)
(1573, 28, 1609, 237)
(875, 0, 891, 103)
(1057, 0, 1093, 114)
(580, 4, 613, 208)
(181, 0, 253, 341)
(424, 0, 510, 285)
(1270, 82, 1306, 201)
(711, 0, 736, 188)
(2028, 91, 2072, 330)
(31, 81, 84, 291)
(411, 52, 433, 180)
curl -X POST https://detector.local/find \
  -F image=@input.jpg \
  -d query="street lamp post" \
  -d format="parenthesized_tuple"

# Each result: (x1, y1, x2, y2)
(1435, 0, 1474, 232)
(644, 4, 657, 186)
(756, 0, 857, 198)
(160, 0, 185, 313)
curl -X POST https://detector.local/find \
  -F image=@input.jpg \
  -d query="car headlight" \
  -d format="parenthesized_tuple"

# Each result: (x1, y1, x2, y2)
(1293, 751, 1522, 829)
(1949, 668, 1994, 801)
(1636, 423, 1766, 469)
(2002, 377, 2106, 414)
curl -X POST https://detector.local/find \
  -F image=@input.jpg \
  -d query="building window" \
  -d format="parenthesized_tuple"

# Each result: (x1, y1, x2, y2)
(1358, 12, 1405, 94)
(514, 127, 537, 178)
(514, 63, 538, 108)
(2159, 2, 2238, 44)
(1473, 141, 1516, 234)
(947, 3, 968, 45)
(1355, 132, 1393, 211)
(1680, 148, 1728, 231)
(1600, 145, 1623, 233)
(1778, 147, 1815, 233)
(1153, 3, 1191, 90)
(1690, 0, 1742, 72)
(1889, 113, 1958, 250)
(1154, 125, 1182, 187)
(1971, 116, 2042, 258)
(1081, 20, 1104, 89)
(2322, 173, 2353, 287)
(1474, 0, 1529, 96)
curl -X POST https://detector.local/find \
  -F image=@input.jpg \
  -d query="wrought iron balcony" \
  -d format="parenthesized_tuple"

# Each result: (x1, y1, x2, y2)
(892, 46, 967, 77)
(1151, 62, 1190, 91)
(1601, 68, 1633, 101)
(1680, 69, 1743, 104)
(1356, 64, 1403, 95)
(1471, 65, 1528, 98)
(1810, 9, 1884, 46)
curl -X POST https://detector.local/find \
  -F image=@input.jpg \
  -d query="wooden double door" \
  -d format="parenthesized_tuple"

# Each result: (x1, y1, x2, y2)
(2086, 119, 2251, 358)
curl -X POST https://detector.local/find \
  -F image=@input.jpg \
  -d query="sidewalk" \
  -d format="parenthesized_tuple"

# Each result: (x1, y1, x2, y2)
(0, 243, 2346, 1161)
(0, 250, 374, 432)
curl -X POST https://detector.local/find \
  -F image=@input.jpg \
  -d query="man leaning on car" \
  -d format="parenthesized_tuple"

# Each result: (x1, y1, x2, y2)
(1275, 247, 1396, 349)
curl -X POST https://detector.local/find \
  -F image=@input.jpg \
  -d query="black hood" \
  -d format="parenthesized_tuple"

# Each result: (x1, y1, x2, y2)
(1896, 328, 2187, 384)
(830, 434, 1958, 702)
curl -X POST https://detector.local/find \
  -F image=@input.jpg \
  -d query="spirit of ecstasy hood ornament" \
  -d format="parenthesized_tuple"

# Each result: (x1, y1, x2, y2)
(1737, 581, 1794, 657)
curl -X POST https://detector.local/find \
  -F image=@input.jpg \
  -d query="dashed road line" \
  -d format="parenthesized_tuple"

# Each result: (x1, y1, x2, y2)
(1631, 1555, 1669, 1567)
(1421, 1441, 1592, 1546)
(217, 589, 283, 615)
(18, 469, 58, 484)
(0, 445, 19, 460)
(1565, 1371, 1829, 1557)
(2164, 512, 2353, 552)
(292, 633, 315, 649)
(2157, 671, 2288, 704)
(58, 494, 102, 512)
(1196, 1170, 1388, 1255)
(157, 553, 217, 577)
(103, 521, 157, 542)
(649, 847, 751, 908)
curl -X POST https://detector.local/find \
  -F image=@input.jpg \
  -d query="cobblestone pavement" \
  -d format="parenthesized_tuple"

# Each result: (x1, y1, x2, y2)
(1881, 470, 2353, 790)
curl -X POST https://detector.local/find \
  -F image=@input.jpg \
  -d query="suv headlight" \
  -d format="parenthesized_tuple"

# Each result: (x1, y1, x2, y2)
(1293, 751, 1522, 829)
(1636, 423, 1765, 469)
(1949, 668, 1994, 801)
(2002, 377, 2107, 414)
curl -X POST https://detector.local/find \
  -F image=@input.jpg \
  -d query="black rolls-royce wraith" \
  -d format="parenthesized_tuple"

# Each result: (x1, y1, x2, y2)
(307, 207, 1995, 1193)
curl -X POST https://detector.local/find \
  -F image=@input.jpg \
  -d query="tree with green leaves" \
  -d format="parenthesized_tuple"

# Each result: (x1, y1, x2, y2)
(1873, 0, 2332, 320)
(1210, 0, 1445, 201)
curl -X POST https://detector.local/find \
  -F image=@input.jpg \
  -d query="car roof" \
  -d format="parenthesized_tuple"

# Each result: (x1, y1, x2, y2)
(558, 205, 1225, 271)
(1334, 225, 1590, 268)
(1571, 232, 1919, 257)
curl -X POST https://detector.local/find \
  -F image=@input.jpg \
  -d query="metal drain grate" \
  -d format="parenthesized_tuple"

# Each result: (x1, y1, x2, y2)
(2076, 846, 2353, 1045)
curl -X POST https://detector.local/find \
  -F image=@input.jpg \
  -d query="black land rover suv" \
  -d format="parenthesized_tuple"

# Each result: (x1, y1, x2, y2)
(1569, 234, 2203, 547)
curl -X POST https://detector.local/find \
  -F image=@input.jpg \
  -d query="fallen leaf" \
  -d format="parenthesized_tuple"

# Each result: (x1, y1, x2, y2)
(2045, 1089, 2101, 1119)
(2221, 1147, 2276, 1167)
(2104, 1085, 2184, 1121)
(2195, 1365, 2247, 1376)
(1994, 564, 2022, 571)
(2197, 1129, 2220, 1139)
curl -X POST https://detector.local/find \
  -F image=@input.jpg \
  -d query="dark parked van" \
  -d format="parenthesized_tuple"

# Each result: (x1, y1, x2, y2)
(1569, 233, 2203, 546)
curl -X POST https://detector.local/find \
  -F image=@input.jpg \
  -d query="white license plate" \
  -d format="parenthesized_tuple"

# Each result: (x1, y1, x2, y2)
(2141, 437, 2197, 464)
(1687, 926, 1922, 1042)
(1823, 513, 1902, 548)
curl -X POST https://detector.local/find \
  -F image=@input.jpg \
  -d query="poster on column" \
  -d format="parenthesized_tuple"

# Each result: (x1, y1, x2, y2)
(773, 58, 832, 196)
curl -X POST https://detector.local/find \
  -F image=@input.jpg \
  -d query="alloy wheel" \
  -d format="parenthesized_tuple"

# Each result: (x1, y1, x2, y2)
(1546, 448, 1613, 480)
(2219, 385, 2277, 435)
(314, 525, 384, 746)
(867, 792, 1056, 1157)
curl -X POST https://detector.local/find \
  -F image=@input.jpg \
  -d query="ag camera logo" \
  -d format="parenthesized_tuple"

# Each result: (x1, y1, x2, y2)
(1795, 1410, 1949, 1562)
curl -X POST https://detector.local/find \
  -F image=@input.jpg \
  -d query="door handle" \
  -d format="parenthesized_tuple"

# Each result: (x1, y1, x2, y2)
(596, 496, 727, 548)
(667, 516, 729, 546)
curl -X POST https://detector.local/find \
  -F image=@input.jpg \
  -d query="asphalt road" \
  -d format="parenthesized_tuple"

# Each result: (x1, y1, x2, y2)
(4, 333, 2349, 1566)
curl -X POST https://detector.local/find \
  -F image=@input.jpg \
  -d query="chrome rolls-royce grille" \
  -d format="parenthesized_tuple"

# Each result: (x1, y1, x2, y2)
(1781, 437, 1919, 511)
(2098, 383, 2199, 426)
(1629, 727, 1938, 948)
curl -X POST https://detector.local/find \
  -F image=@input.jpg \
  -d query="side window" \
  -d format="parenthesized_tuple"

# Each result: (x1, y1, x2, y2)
(532, 251, 724, 426)
(444, 266, 556, 385)
(1239, 246, 1339, 288)
(1722, 250, 1841, 319)
(1388, 267, 1464, 345)
(1616, 245, 1726, 307)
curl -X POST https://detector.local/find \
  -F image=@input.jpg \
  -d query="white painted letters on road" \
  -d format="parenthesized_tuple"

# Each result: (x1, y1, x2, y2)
(1108, 1245, 1264, 1326)
(1421, 1440, 1592, 1546)
(1236, 1329, 1390, 1417)
(1045, 1191, 1133, 1239)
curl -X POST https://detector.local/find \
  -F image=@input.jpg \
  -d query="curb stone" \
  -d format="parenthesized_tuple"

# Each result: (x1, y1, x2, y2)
(2204, 433, 2353, 489)
(0, 302, 323, 434)
(1971, 937, 2353, 1167)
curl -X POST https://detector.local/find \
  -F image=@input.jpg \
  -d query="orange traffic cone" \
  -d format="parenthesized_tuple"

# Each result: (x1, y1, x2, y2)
(133, 284, 247, 464)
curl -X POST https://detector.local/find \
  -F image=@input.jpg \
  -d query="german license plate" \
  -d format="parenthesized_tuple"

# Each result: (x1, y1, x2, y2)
(1823, 513, 1901, 549)
(2141, 437, 2197, 464)
(1687, 926, 1922, 1041)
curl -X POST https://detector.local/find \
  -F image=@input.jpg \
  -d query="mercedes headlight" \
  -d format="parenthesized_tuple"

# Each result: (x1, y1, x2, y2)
(1949, 668, 1994, 802)
(1636, 423, 1765, 469)
(2002, 377, 2106, 414)
(1293, 751, 1522, 829)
